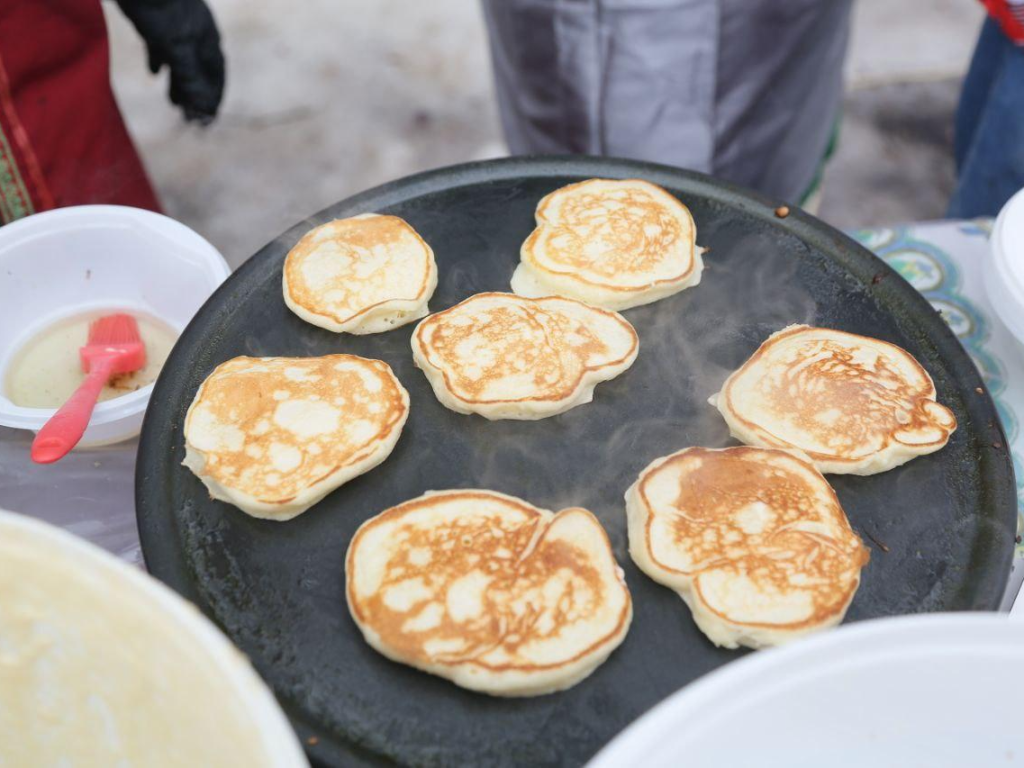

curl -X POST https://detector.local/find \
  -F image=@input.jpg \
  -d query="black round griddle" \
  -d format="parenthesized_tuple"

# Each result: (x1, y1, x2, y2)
(136, 157, 1017, 767)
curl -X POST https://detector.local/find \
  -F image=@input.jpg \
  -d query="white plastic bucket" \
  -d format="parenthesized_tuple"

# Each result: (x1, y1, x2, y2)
(0, 206, 229, 444)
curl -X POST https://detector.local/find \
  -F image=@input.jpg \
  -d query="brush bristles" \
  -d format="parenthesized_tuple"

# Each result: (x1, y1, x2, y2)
(88, 313, 141, 345)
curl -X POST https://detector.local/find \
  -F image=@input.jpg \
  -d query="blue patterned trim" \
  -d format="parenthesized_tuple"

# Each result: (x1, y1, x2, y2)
(852, 226, 1024, 543)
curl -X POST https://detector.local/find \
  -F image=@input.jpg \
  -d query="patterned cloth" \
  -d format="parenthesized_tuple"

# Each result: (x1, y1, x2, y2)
(853, 221, 1024, 566)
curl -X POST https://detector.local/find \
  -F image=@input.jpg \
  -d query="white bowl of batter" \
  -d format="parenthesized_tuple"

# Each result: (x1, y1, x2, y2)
(0, 508, 307, 766)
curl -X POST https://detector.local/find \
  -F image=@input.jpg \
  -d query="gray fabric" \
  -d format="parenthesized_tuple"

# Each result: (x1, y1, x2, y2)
(481, 0, 852, 202)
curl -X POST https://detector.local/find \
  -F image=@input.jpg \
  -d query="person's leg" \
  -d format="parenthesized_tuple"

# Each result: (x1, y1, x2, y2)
(480, 0, 718, 171)
(713, 0, 853, 202)
(480, 0, 604, 156)
(948, 21, 1024, 218)
(952, 18, 1005, 174)
(481, 0, 851, 203)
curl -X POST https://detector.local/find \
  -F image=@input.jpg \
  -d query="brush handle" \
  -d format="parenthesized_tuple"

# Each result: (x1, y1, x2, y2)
(31, 357, 116, 464)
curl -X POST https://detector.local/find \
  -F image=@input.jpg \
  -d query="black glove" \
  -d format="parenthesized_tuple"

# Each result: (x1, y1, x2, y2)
(115, 0, 225, 123)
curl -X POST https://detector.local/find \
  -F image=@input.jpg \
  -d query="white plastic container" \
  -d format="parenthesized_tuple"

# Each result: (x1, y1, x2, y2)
(986, 187, 1024, 347)
(0, 508, 307, 766)
(590, 613, 1024, 768)
(0, 206, 229, 444)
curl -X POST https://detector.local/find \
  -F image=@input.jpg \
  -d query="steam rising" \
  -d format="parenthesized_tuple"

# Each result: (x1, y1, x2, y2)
(247, 199, 818, 564)
(451, 227, 818, 561)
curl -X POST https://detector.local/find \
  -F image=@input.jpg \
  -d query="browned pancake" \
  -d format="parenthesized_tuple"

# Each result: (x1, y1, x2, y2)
(283, 214, 437, 334)
(511, 178, 703, 310)
(183, 355, 409, 520)
(712, 325, 957, 474)
(627, 446, 869, 648)
(411, 292, 638, 419)
(346, 490, 632, 695)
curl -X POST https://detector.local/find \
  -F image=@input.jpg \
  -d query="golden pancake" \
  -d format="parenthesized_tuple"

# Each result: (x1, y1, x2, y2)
(283, 213, 437, 334)
(183, 355, 409, 520)
(711, 325, 957, 475)
(411, 292, 638, 420)
(626, 446, 869, 649)
(346, 490, 632, 696)
(511, 178, 703, 310)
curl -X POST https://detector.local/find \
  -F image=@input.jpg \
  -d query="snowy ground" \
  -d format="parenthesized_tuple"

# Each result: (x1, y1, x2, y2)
(104, 0, 985, 267)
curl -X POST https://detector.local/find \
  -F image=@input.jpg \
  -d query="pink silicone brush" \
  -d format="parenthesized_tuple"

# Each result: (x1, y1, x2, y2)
(31, 313, 146, 464)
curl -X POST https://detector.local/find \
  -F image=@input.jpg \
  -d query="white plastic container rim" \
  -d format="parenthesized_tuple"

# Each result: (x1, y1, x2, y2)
(0, 205, 230, 437)
(986, 186, 1024, 347)
(589, 612, 1024, 768)
(0, 508, 308, 765)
